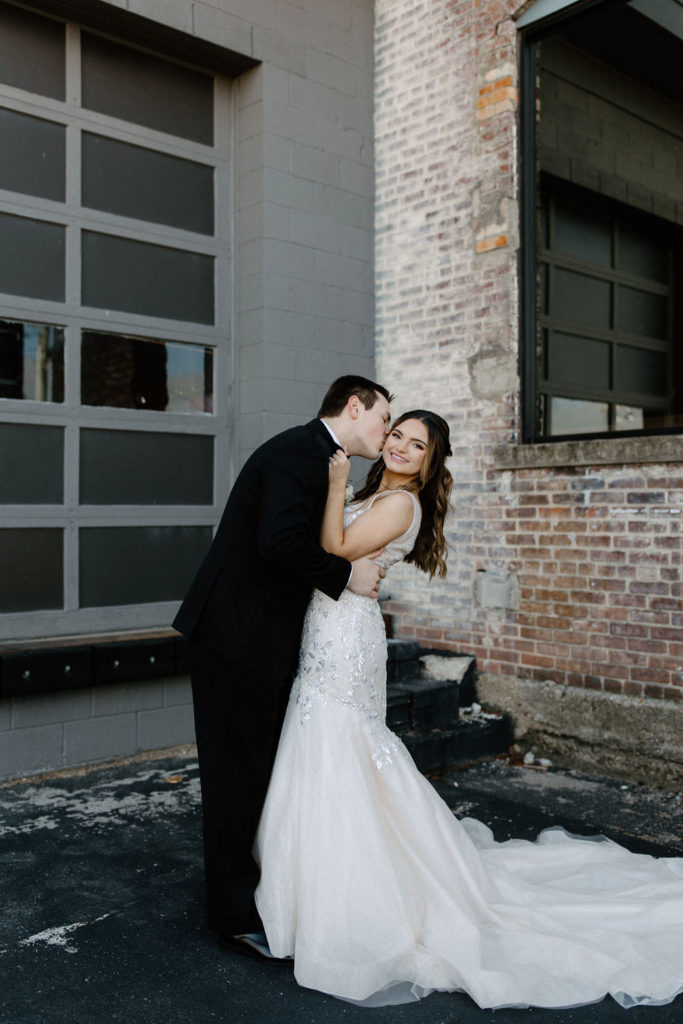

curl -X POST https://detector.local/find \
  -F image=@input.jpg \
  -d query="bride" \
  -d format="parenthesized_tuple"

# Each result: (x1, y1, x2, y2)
(254, 409, 683, 1010)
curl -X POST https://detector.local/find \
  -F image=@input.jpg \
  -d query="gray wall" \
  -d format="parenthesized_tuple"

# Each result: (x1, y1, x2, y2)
(0, 677, 193, 780)
(0, 0, 375, 782)
(232, 2, 376, 468)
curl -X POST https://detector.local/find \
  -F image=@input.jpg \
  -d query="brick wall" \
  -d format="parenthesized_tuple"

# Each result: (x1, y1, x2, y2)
(386, 463, 682, 699)
(496, 466, 681, 699)
(374, 0, 683, 740)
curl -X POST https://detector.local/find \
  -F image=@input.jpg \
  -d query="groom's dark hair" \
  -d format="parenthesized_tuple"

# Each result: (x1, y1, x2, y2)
(317, 375, 392, 417)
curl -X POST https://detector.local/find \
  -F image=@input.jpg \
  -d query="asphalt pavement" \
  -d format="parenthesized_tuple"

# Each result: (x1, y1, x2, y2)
(1, 747, 681, 1024)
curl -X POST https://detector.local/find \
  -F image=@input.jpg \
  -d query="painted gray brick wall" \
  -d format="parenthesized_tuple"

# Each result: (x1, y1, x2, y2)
(235, 50, 375, 464)
(0, 0, 375, 782)
(0, 678, 194, 781)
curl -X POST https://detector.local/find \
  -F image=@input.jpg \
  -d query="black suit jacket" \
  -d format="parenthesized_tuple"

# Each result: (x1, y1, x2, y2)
(173, 419, 351, 680)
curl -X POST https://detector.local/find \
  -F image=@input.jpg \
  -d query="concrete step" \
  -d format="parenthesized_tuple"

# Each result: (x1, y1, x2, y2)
(399, 715, 514, 775)
(387, 675, 460, 731)
(385, 640, 513, 774)
(385, 639, 423, 683)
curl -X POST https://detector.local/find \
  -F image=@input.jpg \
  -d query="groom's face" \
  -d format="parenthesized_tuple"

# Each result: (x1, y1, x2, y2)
(353, 393, 391, 460)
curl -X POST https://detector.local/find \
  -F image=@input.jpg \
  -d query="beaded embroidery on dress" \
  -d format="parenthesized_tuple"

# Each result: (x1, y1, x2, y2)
(254, 493, 683, 1010)
(291, 490, 418, 770)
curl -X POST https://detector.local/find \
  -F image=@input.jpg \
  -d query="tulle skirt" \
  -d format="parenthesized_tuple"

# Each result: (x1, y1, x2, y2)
(254, 592, 683, 1009)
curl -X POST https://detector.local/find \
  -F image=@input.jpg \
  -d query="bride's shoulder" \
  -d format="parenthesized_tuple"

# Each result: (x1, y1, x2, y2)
(371, 488, 420, 522)
(372, 488, 419, 507)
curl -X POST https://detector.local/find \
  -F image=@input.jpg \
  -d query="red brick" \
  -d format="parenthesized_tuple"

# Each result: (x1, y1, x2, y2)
(591, 634, 626, 650)
(610, 623, 649, 638)
(647, 655, 683, 671)
(629, 639, 667, 654)
(536, 616, 572, 630)
(603, 678, 623, 694)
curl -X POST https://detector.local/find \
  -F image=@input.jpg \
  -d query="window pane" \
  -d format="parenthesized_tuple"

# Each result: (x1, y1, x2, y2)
(0, 213, 65, 301)
(0, 4, 65, 100)
(81, 232, 214, 324)
(554, 202, 611, 266)
(0, 528, 63, 611)
(80, 430, 213, 505)
(554, 268, 611, 328)
(550, 397, 608, 436)
(81, 33, 213, 145)
(0, 423, 63, 503)
(79, 526, 212, 606)
(540, 327, 549, 381)
(0, 108, 65, 201)
(540, 262, 548, 315)
(641, 409, 683, 431)
(615, 405, 643, 431)
(540, 198, 549, 250)
(82, 134, 214, 234)
(615, 346, 668, 397)
(536, 180, 679, 443)
(81, 331, 213, 414)
(618, 285, 668, 340)
(548, 331, 610, 389)
(618, 223, 668, 283)
(166, 341, 214, 414)
(0, 320, 64, 402)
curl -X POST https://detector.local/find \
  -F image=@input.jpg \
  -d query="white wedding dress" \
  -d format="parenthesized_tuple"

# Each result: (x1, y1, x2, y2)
(254, 491, 683, 1009)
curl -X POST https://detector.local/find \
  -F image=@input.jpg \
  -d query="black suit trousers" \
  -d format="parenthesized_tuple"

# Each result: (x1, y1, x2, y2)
(189, 640, 291, 936)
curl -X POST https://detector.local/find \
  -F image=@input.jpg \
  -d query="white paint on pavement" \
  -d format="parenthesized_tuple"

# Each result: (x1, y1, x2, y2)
(13, 913, 114, 954)
(0, 764, 201, 837)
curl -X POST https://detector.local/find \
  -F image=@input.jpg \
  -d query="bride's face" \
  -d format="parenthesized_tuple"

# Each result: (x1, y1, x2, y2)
(382, 418, 429, 481)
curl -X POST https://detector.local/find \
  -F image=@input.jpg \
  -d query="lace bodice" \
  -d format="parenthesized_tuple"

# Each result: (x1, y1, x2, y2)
(344, 489, 421, 570)
(291, 487, 421, 754)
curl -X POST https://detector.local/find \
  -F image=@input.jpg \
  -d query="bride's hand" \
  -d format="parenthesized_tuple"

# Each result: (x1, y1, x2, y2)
(328, 449, 350, 486)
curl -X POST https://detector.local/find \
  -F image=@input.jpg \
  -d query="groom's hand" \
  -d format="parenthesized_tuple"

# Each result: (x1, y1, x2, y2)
(347, 550, 386, 600)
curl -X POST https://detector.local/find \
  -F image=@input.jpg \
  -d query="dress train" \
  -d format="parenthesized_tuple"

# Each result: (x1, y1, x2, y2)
(254, 494, 683, 1009)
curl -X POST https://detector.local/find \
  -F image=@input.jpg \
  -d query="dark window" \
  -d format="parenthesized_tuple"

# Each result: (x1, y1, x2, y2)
(537, 186, 680, 438)
(0, 213, 65, 301)
(0, 528, 63, 611)
(79, 525, 212, 606)
(81, 32, 213, 144)
(0, 8, 228, 636)
(81, 231, 214, 323)
(80, 429, 213, 505)
(0, 3, 65, 99)
(0, 423, 63, 503)
(82, 133, 214, 235)
(520, 2, 683, 442)
(0, 107, 66, 201)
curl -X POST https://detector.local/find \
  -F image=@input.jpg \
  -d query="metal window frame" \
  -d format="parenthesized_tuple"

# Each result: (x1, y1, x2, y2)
(0, 14, 236, 641)
(518, 0, 682, 443)
(539, 187, 675, 427)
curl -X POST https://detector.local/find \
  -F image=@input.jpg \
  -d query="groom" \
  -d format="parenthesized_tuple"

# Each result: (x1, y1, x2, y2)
(173, 375, 392, 953)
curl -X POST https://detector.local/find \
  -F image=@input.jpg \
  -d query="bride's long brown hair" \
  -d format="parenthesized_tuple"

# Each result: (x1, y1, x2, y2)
(354, 409, 453, 578)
